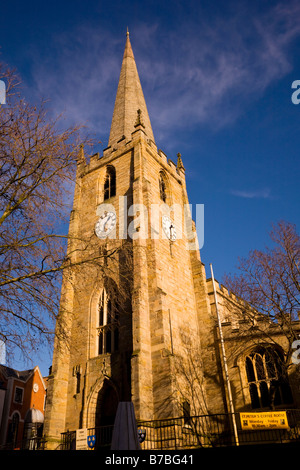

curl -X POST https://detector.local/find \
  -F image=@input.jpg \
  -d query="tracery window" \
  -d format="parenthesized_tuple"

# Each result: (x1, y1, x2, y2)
(104, 166, 116, 200)
(98, 289, 119, 355)
(245, 346, 293, 409)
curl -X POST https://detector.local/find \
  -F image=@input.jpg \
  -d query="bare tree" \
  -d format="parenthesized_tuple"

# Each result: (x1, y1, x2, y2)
(223, 220, 300, 403)
(0, 62, 100, 364)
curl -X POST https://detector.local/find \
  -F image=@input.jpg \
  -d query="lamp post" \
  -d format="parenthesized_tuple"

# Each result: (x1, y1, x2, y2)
(210, 264, 239, 446)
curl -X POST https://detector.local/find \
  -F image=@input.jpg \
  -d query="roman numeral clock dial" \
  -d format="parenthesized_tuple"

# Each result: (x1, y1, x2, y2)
(162, 215, 176, 241)
(95, 211, 116, 238)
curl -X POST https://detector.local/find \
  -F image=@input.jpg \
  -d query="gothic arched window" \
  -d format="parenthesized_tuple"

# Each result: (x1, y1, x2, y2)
(245, 346, 293, 409)
(159, 172, 167, 203)
(98, 289, 119, 355)
(104, 166, 116, 200)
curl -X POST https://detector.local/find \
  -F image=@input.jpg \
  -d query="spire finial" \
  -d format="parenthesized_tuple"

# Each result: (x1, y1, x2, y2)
(127, 27, 129, 37)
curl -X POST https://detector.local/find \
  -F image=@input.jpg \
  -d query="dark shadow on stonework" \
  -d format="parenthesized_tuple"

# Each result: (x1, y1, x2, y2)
(96, 379, 119, 426)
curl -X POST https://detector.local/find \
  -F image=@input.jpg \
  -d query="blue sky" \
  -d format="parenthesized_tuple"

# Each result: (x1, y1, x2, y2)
(1, 0, 300, 374)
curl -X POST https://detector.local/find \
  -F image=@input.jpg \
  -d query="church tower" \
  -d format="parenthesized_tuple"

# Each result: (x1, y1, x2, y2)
(44, 32, 223, 449)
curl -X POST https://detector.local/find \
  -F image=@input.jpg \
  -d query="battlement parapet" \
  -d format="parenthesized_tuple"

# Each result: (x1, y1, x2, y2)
(206, 277, 257, 330)
(155, 149, 185, 179)
(206, 277, 300, 333)
(158, 148, 168, 163)
(78, 138, 184, 181)
(206, 278, 251, 309)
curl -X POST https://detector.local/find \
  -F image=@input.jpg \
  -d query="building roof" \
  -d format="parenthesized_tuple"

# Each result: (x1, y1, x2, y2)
(108, 30, 155, 148)
(0, 364, 34, 382)
(0, 364, 47, 391)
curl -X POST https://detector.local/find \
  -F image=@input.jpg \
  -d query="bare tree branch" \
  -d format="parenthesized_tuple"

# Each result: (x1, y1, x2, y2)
(0, 62, 105, 364)
(223, 220, 300, 381)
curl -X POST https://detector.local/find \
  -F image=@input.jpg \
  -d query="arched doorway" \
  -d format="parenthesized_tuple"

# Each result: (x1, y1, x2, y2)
(95, 379, 119, 426)
(85, 378, 119, 450)
(86, 377, 119, 430)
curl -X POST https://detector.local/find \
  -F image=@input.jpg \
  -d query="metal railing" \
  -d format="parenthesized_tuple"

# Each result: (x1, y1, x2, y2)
(61, 425, 114, 450)
(137, 410, 300, 449)
(59, 409, 300, 450)
(137, 414, 233, 449)
(0, 436, 46, 450)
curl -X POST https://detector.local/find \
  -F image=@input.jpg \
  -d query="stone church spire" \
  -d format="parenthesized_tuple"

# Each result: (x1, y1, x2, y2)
(108, 31, 155, 147)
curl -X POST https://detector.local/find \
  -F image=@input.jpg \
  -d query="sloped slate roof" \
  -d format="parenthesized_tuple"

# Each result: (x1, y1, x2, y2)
(0, 364, 33, 382)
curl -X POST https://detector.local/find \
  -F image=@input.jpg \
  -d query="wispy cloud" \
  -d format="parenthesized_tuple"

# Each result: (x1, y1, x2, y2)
(230, 188, 273, 200)
(143, 1, 300, 138)
(23, 1, 300, 147)
(26, 27, 123, 144)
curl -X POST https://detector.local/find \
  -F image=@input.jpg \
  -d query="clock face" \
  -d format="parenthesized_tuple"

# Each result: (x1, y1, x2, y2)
(162, 215, 176, 241)
(33, 383, 39, 393)
(95, 211, 117, 238)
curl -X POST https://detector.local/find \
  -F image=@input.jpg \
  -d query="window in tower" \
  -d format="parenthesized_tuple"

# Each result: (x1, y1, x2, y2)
(104, 165, 116, 200)
(98, 288, 119, 355)
(76, 371, 81, 393)
(159, 172, 167, 202)
(245, 346, 293, 409)
(72, 365, 81, 394)
(183, 400, 192, 426)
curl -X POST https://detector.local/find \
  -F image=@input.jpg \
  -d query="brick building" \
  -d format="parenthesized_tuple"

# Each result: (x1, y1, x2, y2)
(0, 364, 46, 449)
(43, 32, 300, 449)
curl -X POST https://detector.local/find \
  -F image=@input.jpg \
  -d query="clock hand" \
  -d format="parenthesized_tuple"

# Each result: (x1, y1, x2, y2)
(104, 215, 112, 231)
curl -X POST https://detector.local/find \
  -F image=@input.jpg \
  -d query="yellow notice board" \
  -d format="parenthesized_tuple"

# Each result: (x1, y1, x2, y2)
(240, 411, 289, 431)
